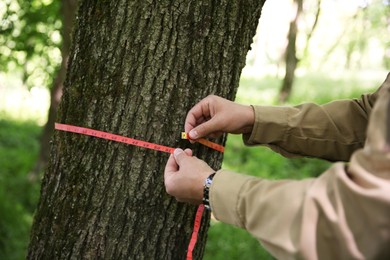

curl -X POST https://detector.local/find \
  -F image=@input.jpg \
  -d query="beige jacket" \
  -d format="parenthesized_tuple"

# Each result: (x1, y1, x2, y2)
(210, 73, 390, 260)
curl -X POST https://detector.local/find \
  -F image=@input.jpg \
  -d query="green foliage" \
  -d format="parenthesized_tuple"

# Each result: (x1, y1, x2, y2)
(205, 220, 274, 260)
(0, 0, 62, 89)
(223, 135, 330, 180)
(337, 0, 390, 69)
(0, 119, 41, 260)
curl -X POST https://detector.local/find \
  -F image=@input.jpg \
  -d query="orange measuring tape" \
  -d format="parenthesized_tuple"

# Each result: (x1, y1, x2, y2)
(55, 123, 222, 259)
(181, 132, 224, 153)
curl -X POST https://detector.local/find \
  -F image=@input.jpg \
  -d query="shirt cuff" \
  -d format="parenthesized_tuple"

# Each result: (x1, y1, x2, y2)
(210, 169, 257, 228)
(243, 105, 289, 146)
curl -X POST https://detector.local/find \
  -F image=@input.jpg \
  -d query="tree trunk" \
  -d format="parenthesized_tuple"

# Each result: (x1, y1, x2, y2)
(302, 0, 321, 60)
(29, 0, 78, 179)
(279, 0, 302, 103)
(28, 1, 265, 259)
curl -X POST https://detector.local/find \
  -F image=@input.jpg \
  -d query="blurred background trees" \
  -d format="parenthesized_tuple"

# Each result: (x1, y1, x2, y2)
(279, 0, 303, 103)
(0, 0, 77, 179)
(0, 0, 389, 259)
(0, 0, 61, 89)
(1, 0, 77, 258)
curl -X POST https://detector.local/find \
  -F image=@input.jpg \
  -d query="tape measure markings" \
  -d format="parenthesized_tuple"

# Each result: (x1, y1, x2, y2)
(186, 204, 205, 260)
(55, 123, 224, 154)
(181, 132, 225, 153)
(55, 123, 175, 153)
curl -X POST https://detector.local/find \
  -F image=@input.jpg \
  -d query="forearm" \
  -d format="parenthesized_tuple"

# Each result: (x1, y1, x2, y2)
(211, 158, 390, 259)
(243, 93, 377, 161)
(210, 79, 390, 259)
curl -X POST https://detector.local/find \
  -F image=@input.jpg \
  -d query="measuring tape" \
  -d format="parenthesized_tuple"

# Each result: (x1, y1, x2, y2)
(186, 204, 204, 260)
(55, 123, 175, 153)
(55, 123, 224, 154)
(181, 132, 224, 153)
(55, 123, 223, 259)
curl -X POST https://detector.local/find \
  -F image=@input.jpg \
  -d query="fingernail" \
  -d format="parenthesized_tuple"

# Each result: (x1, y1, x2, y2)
(174, 148, 183, 157)
(189, 129, 198, 139)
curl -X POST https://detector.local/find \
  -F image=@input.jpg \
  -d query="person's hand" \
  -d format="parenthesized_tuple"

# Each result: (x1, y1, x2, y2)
(164, 148, 215, 204)
(185, 95, 254, 140)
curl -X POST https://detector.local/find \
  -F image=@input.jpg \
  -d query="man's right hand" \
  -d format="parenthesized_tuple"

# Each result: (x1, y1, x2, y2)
(185, 95, 255, 140)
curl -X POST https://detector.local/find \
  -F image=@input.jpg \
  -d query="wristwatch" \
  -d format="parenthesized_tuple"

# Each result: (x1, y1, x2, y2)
(203, 172, 216, 210)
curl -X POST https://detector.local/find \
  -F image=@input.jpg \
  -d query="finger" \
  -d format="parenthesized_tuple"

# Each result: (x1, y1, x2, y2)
(184, 114, 199, 144)
(189, 116, 219, 139)
(185, 109, 203, 135)
(184, 148, 193, 156)
(164, 153, 178, 177)
(173, 148, 190, 166)
(184, 98, 211, 134)
(209, 131, 223, 139)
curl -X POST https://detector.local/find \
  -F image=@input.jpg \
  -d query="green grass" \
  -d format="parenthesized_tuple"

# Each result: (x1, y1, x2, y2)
(0, 119, 41, 260)
(0, 72, 383, 259)
(205, 220, 274, 260)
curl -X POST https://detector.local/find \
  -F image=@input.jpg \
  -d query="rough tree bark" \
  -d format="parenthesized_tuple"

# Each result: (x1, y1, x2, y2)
(29, 0, 78, 179)
(279, 0, 302, 103)
(28, 1, 265, 259)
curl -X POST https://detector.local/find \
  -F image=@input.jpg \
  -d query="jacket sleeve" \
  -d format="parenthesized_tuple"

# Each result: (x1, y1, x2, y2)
(210, 74, 390, 260)
(243, 89, 380, 162)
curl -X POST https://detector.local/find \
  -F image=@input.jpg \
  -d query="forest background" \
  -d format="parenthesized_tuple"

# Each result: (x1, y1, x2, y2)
(0, 0, 389, 259)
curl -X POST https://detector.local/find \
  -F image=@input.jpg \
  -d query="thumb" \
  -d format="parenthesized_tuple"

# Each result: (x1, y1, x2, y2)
(173, 148, 190, 166)
(189, 118, 218, 139)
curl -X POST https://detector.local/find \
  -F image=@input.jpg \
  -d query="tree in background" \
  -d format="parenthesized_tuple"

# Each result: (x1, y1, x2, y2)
(277, 0, 389, 103)
(279, 0, 303, 103)
(0, 0, 75, 178)
(0, 0, 61, 89)
(301, 0, 322, 63)
(344, 1, 390, 69)
(279, 0, 322, 103)
(319, 0, 389, 71)
(0, 0, 64, 257)
(27, 1, 265, 259)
